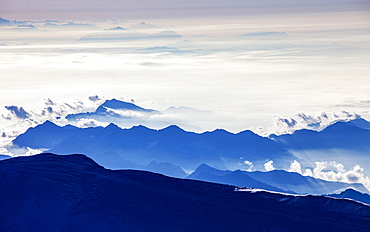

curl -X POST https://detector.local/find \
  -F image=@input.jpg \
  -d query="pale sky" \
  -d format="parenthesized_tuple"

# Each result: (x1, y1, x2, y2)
(1, 0, 369, 20)
(1, 0, 370, 189)
(0, 1, 369, 133)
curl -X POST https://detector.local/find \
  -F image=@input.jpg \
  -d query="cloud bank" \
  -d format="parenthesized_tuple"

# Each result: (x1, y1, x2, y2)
(288, 160, 370, 191)
(273, 111, 366, 135)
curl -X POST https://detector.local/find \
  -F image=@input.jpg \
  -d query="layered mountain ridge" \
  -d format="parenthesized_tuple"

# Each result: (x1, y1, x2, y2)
(13, 120, 294, 170)
(188, 164, 369, 195)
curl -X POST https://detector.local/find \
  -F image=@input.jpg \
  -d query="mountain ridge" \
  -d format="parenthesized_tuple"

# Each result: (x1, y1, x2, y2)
(0, 153, 369, 232)
(188, 164, 369, 195)
(13, 121, 294, 170)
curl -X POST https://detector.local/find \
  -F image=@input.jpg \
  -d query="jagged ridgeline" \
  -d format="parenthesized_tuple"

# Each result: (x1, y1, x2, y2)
(12, 120, 294, 171)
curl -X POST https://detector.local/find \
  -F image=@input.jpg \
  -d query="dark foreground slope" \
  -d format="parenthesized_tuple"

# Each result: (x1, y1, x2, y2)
(0, 154, 369, 232)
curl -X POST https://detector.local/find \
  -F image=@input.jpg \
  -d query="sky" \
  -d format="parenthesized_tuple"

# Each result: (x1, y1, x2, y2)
(1, 0, 369, 20)
(1, 0, 370, 188)
(1, 8, 369, 132)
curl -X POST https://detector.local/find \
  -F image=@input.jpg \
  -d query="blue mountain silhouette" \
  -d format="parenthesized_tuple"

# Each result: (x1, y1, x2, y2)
(270, 121, 370, 151)
(66, 99, 156, 121)
(188, 164, 294, 194)
(326, 188, 370, 205)
(247, 169, 368, 194)
(13, 121, 294, 170)
(189, 164, 368, 195)
(0, 154, 368, 232)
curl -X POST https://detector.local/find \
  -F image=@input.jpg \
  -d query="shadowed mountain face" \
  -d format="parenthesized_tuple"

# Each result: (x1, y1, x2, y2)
(12, 121, 294, 170)
(0, 154, 369, 232)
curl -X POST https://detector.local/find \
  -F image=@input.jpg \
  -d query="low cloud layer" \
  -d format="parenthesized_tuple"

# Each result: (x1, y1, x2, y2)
(288, 160, 370, 191)
(273, 111, 365, 135)
(0, 96, 106, 143)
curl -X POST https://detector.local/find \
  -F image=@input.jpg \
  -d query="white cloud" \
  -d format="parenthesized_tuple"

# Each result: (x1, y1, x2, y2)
(70, 118, 109, 128)
(264, 160, 275, 172)
(243, 160, 254, 171)
(149, 113, 176, 119)
(273, 111, 364, 135)
(0, 96, 106, 146)
(5, 145, 46, 157)
(105, 107, 145, 118)
(296, 160, 370, 192)
(288, 160, 302, 174)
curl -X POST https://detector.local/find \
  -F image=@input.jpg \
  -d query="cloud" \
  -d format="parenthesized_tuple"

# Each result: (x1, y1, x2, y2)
(4, 145, 45, 157)
(45, 98, 55, 106)
(136, 46, 192, 54)
(273, 111, 363, 134)
(70, 118, 109, 128)
(0, 96, 107, 143)
(335, 99, 370, 108)
(264, 160, 275, 171)
(240, 31, 288, 37)
(4, 106, 30, 119)
(288, 160, 302, 174)
(243, 160, 254, 171)
(89, 95, 101, 102)
(289, 160, 370, 192)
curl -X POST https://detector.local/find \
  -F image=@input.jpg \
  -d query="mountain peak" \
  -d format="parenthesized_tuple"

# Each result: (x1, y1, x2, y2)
(212, 128, 233, 134)
(159, 125, 186, 134)
(35, 120, 60, 129)
(106, 26, 127, 31)
(98, 99, 153, 112)
(130, 124, 153, 131)
(196, 163, 216, 172)
(190, 163, 230, 177)
(327, 188, 370, 205)
(130, 22, 158, 29)
(105, 123, 121, 130)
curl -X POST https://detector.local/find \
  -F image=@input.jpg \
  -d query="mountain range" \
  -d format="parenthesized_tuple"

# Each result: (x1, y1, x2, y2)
(6, 98, 370, 196)
(13, 120, 294, 171)
(187, 164, 368, 195)
(270, 121, 370, 151)
(326, 188, 370, 205)
(0, 153, 368, 232)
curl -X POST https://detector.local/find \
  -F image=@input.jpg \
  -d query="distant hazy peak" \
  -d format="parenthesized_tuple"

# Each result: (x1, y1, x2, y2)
(93, 99, 154, 113)
(105, 26, 128, 31)
(130, 22, 158, 29)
